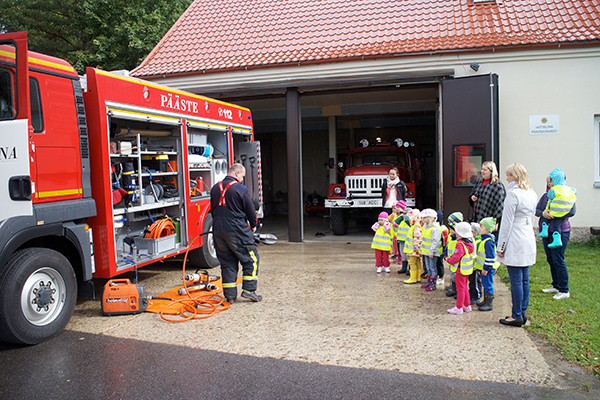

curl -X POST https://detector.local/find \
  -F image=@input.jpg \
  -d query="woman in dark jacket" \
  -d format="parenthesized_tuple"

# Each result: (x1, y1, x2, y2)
(381, 167, 407, 214)
(469, 161, 506, 224)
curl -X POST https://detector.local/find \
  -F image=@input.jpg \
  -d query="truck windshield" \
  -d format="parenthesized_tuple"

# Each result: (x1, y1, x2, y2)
(348, 150, 408, 168)
(0, 68, 15, 120)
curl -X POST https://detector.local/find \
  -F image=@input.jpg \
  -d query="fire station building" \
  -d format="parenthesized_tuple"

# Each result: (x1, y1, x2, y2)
(131, 0, 600, 241)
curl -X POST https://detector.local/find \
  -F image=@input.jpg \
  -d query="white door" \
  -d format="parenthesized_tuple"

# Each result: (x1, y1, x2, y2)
(0, 119, 32, 220)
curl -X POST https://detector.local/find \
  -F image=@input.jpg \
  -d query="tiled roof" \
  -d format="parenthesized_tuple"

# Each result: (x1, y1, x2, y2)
(131, 0, 600, 77)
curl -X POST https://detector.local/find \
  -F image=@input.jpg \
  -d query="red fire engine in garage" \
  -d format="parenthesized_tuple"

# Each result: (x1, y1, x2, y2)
(0, 32, 262, 344)
(325, 138, 420, 235)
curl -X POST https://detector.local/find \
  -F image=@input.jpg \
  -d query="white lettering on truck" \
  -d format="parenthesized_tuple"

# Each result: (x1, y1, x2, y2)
(160, 93, 199, 113)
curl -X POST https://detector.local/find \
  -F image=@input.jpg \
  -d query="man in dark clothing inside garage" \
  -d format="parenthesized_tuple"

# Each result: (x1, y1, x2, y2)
(210, 163, 262, 303)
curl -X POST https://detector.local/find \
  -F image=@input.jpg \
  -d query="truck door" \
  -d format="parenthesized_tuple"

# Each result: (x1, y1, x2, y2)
(441, 74, 499, 220)
(0, 34, 33, 220)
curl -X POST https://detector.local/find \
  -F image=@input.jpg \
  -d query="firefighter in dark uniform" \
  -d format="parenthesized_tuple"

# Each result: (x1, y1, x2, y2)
(210, 163, 262, 303)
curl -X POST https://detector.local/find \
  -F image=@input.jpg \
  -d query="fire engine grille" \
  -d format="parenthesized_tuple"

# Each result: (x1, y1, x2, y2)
(345, 176, 385, 197)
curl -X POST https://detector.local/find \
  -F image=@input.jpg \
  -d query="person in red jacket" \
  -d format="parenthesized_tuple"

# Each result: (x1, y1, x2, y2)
(445, 222, 475, 315)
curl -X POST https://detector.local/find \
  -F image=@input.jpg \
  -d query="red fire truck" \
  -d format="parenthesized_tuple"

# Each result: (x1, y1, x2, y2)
(325, 138, 419, 235)
(0, 32, 262, 344)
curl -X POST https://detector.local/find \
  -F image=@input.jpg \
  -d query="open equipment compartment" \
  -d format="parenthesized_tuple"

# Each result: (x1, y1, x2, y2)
(108, 113, 185, 271)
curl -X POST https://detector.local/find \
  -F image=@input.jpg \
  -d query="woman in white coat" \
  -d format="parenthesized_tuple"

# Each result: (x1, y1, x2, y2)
(496, 163, 538, 327)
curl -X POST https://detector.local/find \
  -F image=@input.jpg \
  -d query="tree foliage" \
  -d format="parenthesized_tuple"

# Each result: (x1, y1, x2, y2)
(0, 0, 192, 74)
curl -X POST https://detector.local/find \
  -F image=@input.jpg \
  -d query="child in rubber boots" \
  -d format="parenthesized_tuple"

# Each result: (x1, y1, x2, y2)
(445, 212, 464, 299)
(394, 206, 412, 275)
(419, 208, 441, 291)
(475, 217, 498, 311)
(445, 221, 475, 314)
(538, 168, 577, 249)
(469, 222, 483, 305)
(371, 211, 393, 273)
(389, 201, 407, 263)
(403, 209, 423, 284)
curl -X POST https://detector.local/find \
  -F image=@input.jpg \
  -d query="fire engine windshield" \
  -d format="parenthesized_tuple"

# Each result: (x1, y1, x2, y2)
(348, 150, 409, 168)
(0, 68, 15, 120)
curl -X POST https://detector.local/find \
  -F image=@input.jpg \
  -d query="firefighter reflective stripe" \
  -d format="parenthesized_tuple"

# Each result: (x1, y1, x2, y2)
(371, 226, 392, 251)
(218, 180, 238, 206)
(475, 237, 499, 270)
(243, 250, 259, 281)
(397, 221, 410, 241)
(222, 282, 237, 288)
(449, 241, 474, 275)
(547, 185, 576, 217)
(421, 226, 441, 256)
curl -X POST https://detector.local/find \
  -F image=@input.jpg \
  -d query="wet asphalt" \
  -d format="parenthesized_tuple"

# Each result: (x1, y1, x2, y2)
(0, 215, 599, 399)
(0, 329, 594, 400)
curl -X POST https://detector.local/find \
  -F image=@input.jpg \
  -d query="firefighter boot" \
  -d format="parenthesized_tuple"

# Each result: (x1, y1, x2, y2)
(398, 260, 408, 274)
(445, 281, 457, 297)
(538, 221, 549, 238)
(403, 267, 420, 285)
(478, 294, 494, 311)
(548, 231, 563, 249)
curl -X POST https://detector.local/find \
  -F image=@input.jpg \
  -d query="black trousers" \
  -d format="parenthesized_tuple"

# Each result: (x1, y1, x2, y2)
(469, 270, 483, 300)
(214, 230, 259, 299)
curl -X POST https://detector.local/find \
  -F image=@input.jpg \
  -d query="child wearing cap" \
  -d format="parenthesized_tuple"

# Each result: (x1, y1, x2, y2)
(371, 211, 393, 273)
(445, 221, 475, 314)
(394, 206, 412, 275)
(389, 200, 407, 263)
(403, 209, 423, 284)
(475, 217, 499, 311)
(445, 212, 464, 298)
(419, 208, 441, 291)
(469, 222, 484, 304)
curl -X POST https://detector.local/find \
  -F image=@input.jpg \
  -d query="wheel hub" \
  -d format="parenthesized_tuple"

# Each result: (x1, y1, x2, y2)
(32, 281, 55, 312)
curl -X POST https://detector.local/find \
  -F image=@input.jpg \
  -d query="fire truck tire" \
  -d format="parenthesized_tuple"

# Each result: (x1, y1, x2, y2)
(0, 248, 77, 345)
(330, 209, 349, 235)
(188, 214, 220, 269)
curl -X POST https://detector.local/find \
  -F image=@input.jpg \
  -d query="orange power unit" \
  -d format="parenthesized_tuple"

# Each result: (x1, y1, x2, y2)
(101, 279, 149, 316)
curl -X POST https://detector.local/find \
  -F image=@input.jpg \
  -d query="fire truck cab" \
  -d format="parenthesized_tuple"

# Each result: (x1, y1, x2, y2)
(325, 138, 419, 235)
(0, 32, 262, 344)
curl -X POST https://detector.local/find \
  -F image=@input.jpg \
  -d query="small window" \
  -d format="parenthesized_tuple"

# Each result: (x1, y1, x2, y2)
(453, 144, 485, 187)
(30, 77, 44, 133)
(0, 68, 15, 120)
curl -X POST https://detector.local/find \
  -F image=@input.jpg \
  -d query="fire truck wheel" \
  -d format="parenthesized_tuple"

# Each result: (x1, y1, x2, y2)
(0, 248, 77, 345)
(188, 214, 220, 269)
(330, 208, 349, 235)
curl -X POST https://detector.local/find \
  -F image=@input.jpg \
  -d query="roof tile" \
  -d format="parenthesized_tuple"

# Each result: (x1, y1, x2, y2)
(131, 0, 600, 77)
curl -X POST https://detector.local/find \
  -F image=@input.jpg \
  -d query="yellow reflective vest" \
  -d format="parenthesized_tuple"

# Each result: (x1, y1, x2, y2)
(396, 219, 410, 243)
(547, 185, 577, 217)
(449, 241, 474, 275)
(421, 225, 441, 256)
(475, 236, 500, 271)
(371, 225, 393, 251)
(403, 225, 418, 255)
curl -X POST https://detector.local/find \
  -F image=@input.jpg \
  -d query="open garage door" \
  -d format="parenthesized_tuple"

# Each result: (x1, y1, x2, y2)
(441, 74, 499, 221)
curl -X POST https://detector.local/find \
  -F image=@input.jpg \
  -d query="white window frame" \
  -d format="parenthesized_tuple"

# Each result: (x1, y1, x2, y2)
(595, 115, 600, 188)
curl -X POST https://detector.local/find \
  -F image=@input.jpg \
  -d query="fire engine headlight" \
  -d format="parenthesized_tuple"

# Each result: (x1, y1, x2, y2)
(394, 138, 404, 147)
(333, 186, 342, 195)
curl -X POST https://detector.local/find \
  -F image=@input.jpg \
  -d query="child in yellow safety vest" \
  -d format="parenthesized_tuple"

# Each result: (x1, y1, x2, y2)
(371, 211, 394, 274)
(403, 209, 423, 284)
(389, 200, 407, 263)
(469, 222, 483, 305)
(419, 208, 442, 291)
(394, 206, 412, 275)
(537, 168, 577, 249)
(475, 217, 499, 311)
(444, 211, 464, 299)
(445, 222, 475, 315)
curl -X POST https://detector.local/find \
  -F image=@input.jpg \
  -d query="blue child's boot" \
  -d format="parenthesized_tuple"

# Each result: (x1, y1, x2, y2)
(538, 221, 549, 238)
(548, 231, 563, 249)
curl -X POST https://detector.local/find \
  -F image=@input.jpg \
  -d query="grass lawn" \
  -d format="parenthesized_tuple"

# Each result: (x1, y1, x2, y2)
(497, 236, 600, 377)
